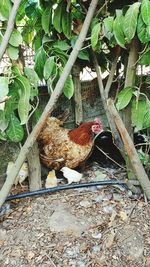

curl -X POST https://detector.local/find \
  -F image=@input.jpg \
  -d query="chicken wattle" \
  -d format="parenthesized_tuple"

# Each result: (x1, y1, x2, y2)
(37, 117, 103, 170)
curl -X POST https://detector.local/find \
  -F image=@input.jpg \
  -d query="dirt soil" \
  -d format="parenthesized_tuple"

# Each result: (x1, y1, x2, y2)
(0, 166, 150, 267)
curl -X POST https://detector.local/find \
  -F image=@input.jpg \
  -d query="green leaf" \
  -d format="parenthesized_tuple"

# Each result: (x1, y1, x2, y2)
(9, 29, 23, 47)
(7, 45, 19, 60)
(116, 87, 133, 110)
(0, 0, 12, 21)
(137, 14, 150, 43)
(91, 23, 101, 50)
(52, 48, 68, 65)
(42, 7, 52, 34)
(78, 50, 90, 61)
(16, 76, 31, 125)
(25, 0, 38, 18)
(0, 131, 7, 141)
(140, 50, 150, 65)
(6, 115, 24, 142)
(53, 40, 71, 51)
(34, 47, 47, 79)
(62, 6, 72, 39)
(63, 75, 74, 99)
(143, 98, 150, 128)
(44, 57, 55, 80)
(103, 17, 114, 40)
(141, 0, 150, 26)
(0, 111, 8, 132)
(53, 2, 63, 33)
(24, 67, 39, 89)
(123, 2, 141, 42)
(113, 15, 126, 48)
(132, 98, 149, 130)
(145, 75, 150, 84)
(0, 77, 9, 101)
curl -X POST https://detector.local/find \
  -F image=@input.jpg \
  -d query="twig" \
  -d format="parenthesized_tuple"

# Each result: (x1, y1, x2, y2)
(26, 96, 39, 135)
(0, 0, 23, 61)
(0, 96, 11, 104)
(95, 145, 126, 170)
(127, 201, 139, 222)
(105, 55, 119, 98)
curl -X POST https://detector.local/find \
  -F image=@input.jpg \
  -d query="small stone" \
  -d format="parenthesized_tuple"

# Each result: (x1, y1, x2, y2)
(92, 245, 101, 252)
(0, 228, 7, 241)
(103, 205, 114, 213)
(92, 232, 102, 239)
(79, 200, 92, 208)
(77, 261, 85, 267)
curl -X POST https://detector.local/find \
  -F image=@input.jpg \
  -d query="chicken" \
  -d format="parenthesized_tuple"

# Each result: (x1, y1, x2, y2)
(45, 170, 57, 188)
(61, 167, 83, 184)
(38, 117, 103, 170)
(6, 161, 29, 187)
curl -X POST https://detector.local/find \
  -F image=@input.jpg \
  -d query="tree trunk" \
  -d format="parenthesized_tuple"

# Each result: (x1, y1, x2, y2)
(27, 141, 41, 191)
(123, 39, 139, 179)
(108, 99, 150, 200)
(0, 0, 99, 208)
(123, 38, 139, 138)
(72, 64, 83, 125)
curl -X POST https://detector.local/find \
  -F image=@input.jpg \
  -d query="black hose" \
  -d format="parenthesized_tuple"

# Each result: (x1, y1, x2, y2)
(6, 180, 128, 201)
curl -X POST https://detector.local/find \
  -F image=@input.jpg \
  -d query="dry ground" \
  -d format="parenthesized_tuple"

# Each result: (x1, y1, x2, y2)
(0, 166, 150, 267)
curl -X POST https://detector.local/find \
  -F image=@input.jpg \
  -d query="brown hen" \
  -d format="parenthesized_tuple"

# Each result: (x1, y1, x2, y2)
(38, 117, 103, 170)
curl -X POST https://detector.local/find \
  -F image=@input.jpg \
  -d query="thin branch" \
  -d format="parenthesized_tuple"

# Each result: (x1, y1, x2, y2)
(105, 55, 119, 99)
(0, 0, 23, 61)
(95, 145, 126, 170)
(0, 96, 11, 104)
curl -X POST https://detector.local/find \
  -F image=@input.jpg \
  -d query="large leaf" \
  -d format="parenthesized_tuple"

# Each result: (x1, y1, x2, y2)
(91, 23, 101, 50)
(52, 48, 68, 65)
(53, 2, 63, 33)
(78, 50, 90, 61)
(116, 87, 133, 110)
(6, 115, 24, 142)
(0, 111, 8, 132)
(44, 57, 55, 80)
(53, 40, 71, 51)
(143, 98, 150, 128)
(123, 2, 141, 43)
(0, 77, 9, 101)
(137, 14, 150, 43)
(139, 50, 150, 65)
(113, 15, 126, 48)
(25, 0, 38, 18)
(41, 7, 52, 34)
(0, 0, 12, 21)
(9, 29, 23, 47)
(63, 75, 74, 99)
(24, 67, 39, 89)
(132, 98, 148, 131)
(103, 17, 114, 40)
(62, 5, 72, 39)
(34, 46, 47, 79)
(141, 0, 150, 26)
(7, 45, 19, 60)
(16, 76, 31, 125)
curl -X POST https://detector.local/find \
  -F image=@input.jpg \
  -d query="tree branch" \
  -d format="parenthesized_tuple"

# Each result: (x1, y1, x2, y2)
(0, 0, 99, 208)
(0, 0, 22, 62)
(92, 52, 125, 155)
(107, 98, 150, 200)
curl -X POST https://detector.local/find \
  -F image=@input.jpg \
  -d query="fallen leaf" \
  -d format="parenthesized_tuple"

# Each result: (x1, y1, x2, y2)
(119, 210, 128, 222)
